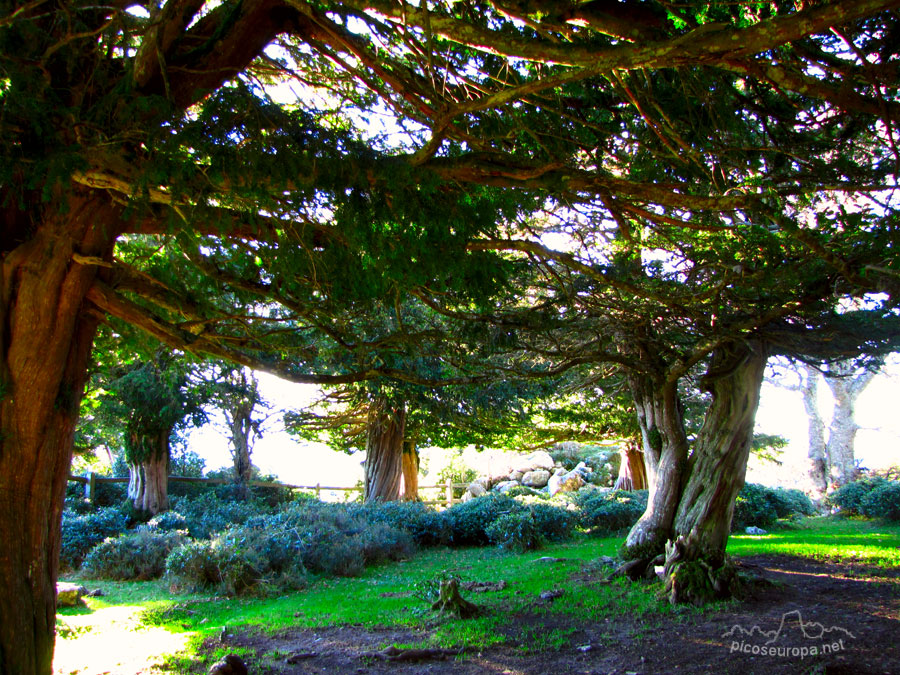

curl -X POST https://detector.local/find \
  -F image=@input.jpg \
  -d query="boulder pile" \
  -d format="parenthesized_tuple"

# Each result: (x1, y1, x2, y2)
(461, 450, 614, 501)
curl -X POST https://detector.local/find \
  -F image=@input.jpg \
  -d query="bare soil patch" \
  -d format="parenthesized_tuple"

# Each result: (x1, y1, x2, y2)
(206, 555, 900, 674)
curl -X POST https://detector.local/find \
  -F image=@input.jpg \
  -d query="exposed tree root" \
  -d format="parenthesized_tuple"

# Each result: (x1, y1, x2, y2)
(362, 646, 463, 662)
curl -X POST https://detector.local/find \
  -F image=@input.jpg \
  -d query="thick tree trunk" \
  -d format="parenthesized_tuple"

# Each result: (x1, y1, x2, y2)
(614, 439, 648, 491)
(127, 428, 171, 515)
(824, 361, 875, 489)
(0, 194, 120, 673)
(665, 341, 768, 604)
(800, 365, 828, 495)
(621, 377, 689, 559)
(400, 439, 419, 501)
(364, 400, 406, 503)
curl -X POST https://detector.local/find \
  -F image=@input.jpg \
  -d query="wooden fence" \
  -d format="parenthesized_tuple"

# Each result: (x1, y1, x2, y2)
(68, 473, 469, 508)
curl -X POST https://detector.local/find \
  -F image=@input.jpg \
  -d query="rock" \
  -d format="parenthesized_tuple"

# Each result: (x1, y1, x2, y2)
(463, 482, 486, 502)
(745, 526, 768, 535)
(208, 654, 248, 675)
(85, 588, 104, 597)
(56, 582, 87, 607)
(540, 589, 564, 601)
(493, 480, 519, 494)
(548, 469, 585, 496)
(473, 476, 490, 491)
(521, 469, 550, 488)
(508, 470, 524, 482)
(596, 555, 617, 567)
(513, 450, 555, 473)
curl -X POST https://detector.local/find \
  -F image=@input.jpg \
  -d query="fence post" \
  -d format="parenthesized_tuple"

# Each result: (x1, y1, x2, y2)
(315, 483, 321, 500)
(85, 471, 97, 504)
(445, 479, 453, 508)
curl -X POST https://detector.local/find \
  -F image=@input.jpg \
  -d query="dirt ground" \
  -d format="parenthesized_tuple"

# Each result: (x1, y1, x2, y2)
(208, 555, 900, 675)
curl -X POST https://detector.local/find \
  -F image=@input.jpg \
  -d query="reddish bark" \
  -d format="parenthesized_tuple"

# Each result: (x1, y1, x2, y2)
(0, 194, 122, 673)
(364, 401, 406, 503)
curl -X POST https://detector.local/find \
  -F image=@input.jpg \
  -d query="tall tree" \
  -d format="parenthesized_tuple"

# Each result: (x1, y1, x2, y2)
(207, 366, 272, 499)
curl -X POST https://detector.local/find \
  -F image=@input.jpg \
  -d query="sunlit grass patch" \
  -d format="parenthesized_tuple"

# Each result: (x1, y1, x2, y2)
(727, 516, 900, 567)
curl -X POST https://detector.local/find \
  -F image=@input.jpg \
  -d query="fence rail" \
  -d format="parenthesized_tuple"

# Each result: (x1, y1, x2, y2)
(68, 473, 469, 508)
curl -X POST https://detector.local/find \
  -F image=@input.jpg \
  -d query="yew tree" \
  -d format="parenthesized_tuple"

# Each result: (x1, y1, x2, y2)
(3, 0, 900, 670)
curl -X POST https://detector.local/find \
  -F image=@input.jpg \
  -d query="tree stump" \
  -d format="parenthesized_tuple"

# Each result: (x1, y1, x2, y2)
(431, 579, 481, 618)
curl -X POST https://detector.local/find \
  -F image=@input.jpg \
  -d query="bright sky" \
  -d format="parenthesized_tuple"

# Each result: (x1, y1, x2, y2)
(184, 360, 900, 491)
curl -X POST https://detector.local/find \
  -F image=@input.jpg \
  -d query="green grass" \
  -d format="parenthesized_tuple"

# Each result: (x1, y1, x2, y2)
(727, 516, 900, 567)
(57, 516, 900, 673)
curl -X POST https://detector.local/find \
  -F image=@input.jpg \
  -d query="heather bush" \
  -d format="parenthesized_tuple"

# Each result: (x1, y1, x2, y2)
(829, 477, 888, 516)
(60, 507, 129, 571)
(486, 511, 544, 552)
(82, 529, 186, 580)
(358, 500, 451, 546)
(576, 489, 647, 534)
(732, 483, 778, 530)
(860, 480, 900, 521)
(442, 493, 523, 546)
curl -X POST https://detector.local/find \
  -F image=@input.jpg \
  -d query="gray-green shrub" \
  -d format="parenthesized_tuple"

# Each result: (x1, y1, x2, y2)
(486, 511, 544, 552)
(860, 480, 900, 521)
(442, 494, 523, 546)
(576, 489, 647, 534)
(82, 529, 186, 580)
(60, 507, 129, 570)
(829, 477, 888, 516)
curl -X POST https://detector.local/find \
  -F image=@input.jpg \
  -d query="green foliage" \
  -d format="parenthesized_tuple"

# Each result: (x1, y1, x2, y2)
(436, 454, 479, 499)
(147, 511, 189, 533)
(732, 483, 778, 530)
(358, 500, 451, 547)
(575, 489, 648, 534)
(829, 477, 889, 516)
(442, 494, 523, 546)
(486, 511, 544, 552)
(169, 493, 271, 539)
(60, 508, 129, 571)
(526, 503, 578, 542)
(731, 483, 815, 530)
(166, 500, 415, 595)
(82, 530, 186, 580)
(861, 481, 900, 522)
(766, 487, 817, 519)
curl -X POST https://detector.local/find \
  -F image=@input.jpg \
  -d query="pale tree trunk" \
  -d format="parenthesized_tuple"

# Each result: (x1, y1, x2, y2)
(665, 341, 768, 604)
(0, 194, 120, 673)
(364, 400, 406, 503)
(128, 429, 170, 515)
(621, 376, 689, 559)
(824, 361, 876, 488)
(229, 404, 254, 500)
(400, 439, 419, 501)
(800, 365, 828, 495)
(614, 438, 648, 491)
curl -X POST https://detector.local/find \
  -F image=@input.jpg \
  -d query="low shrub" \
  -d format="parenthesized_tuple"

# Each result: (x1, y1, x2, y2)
(146, 510, 189, 532)
(732, 483, 778, 530)
(166, 501, 415, 595)
(358, 501, 451, 546)
(486, 511, 544, 552)
(505, 485, 550, 500)
(860, 480, 900, 521)
(170, 493, 271, 538)
(576, 489, 647, 534)
(767, 487, 817, 519)
(82, 529, 186, 580)
(525, 502, 578, 542)
(829, 477, 888, 516)
(60, 507, 129, 571)
(442, 494, 523, 546)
